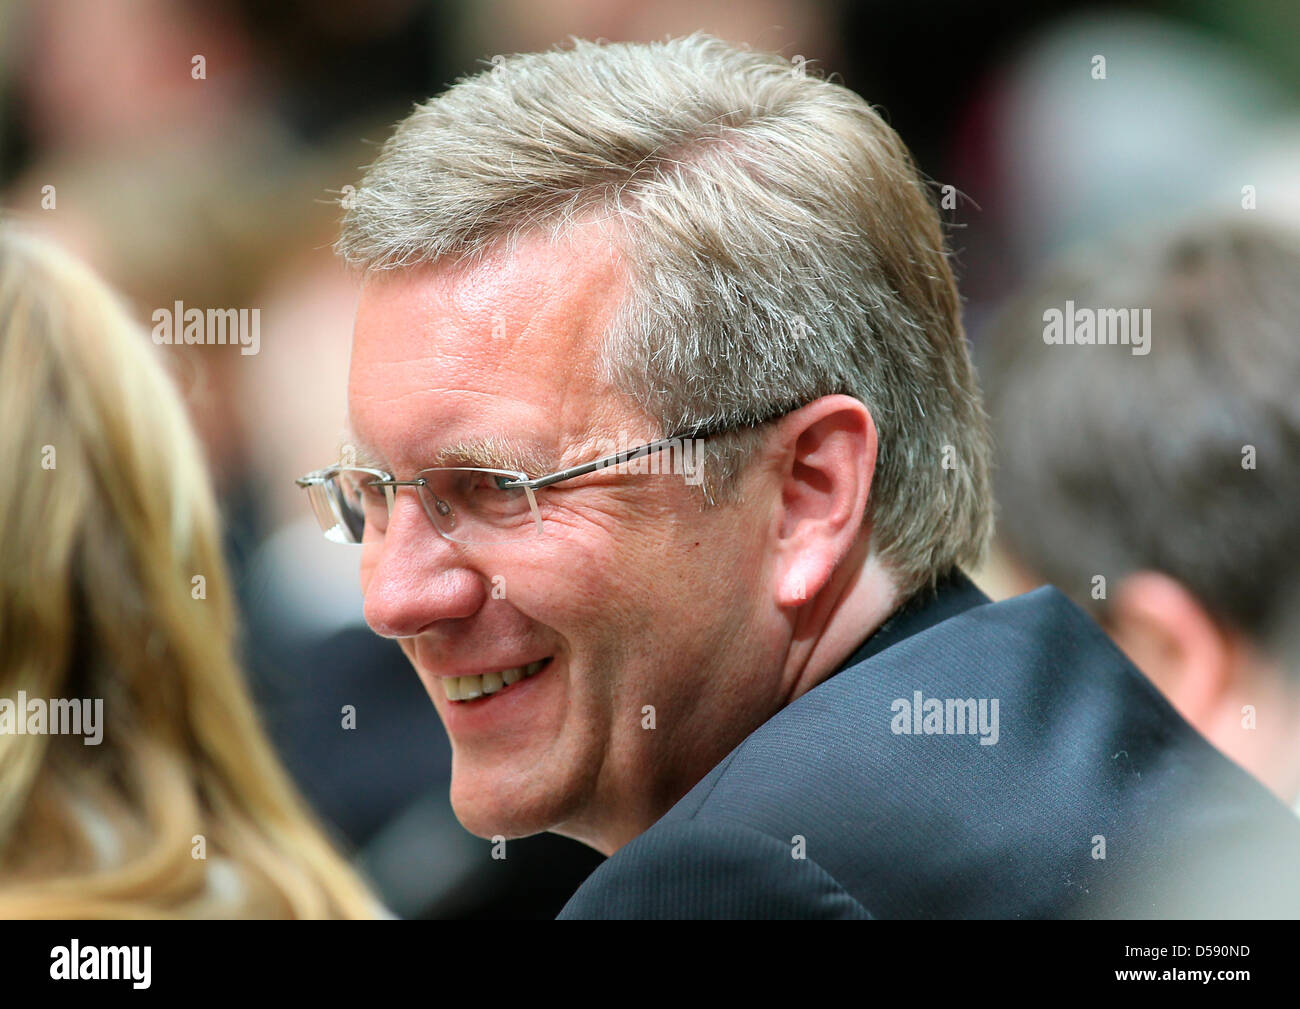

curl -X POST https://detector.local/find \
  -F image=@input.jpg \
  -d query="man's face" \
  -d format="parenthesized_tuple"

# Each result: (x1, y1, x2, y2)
(347, 227, 789, 852)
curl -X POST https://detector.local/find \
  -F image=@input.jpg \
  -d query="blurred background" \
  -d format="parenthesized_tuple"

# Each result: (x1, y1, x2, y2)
(3, 0, 1297, 916)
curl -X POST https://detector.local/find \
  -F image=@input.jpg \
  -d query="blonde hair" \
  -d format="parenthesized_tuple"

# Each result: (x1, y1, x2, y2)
(0, 226, 379, 918)
(338, 33, 993, 596)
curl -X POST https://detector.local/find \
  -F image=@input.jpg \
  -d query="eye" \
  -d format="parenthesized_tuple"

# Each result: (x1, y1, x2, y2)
(347, 475, 391, 533)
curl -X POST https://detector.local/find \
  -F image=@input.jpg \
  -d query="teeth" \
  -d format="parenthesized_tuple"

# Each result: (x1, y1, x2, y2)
(441, 659, 548, 701)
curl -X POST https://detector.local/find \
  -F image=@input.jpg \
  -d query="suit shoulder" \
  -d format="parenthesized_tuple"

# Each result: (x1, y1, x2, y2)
(557, 819, 871, 919)
(647, 586, 1300, 916)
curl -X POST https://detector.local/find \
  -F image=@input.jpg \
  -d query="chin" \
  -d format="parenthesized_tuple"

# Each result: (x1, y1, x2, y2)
(447, 757, 584, 841)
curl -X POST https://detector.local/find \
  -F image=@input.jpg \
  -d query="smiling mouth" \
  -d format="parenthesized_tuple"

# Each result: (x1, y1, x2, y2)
(441, 657, 553, 702)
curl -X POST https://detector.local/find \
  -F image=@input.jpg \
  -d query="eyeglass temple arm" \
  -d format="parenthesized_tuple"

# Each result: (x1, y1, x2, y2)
(295, 411, 773, 493)
(499, 432, 705, 491)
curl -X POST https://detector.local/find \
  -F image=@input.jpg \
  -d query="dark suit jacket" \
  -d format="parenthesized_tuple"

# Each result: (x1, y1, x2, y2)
(558, 572, 1300, 918)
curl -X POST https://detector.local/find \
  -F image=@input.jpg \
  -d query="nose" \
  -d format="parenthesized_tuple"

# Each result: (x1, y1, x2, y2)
(361, 489, 488, 638)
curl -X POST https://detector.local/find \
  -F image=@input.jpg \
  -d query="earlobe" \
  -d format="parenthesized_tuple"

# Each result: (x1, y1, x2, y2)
(771, 396, 877, 609)
(777, 563, 816, 608)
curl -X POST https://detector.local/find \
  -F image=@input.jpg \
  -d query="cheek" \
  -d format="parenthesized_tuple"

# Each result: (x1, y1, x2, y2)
(651, 514, 769, 639)
(482, 510, 666, 649)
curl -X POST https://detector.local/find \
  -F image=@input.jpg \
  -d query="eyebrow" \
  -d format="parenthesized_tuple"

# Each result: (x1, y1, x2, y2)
(431, 436, 554, 475)
(336, 430, 554, 476)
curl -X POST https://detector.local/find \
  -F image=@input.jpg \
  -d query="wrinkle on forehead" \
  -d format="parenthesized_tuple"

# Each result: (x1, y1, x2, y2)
(356, 226, 626, 383)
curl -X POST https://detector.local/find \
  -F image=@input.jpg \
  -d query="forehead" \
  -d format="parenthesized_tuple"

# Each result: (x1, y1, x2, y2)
(347, 227, 633, 468)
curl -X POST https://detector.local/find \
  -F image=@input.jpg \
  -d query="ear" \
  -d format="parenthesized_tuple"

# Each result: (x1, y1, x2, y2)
(770, 395, 877, 608)
(1107, 571, 1234, 726)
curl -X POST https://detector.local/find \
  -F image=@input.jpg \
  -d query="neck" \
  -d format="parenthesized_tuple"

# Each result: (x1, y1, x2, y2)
(781, 534, 901, 706)
(1206, 677, 1300, 808)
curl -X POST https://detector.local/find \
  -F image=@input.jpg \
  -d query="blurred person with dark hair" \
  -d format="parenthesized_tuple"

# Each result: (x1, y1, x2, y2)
(0, 226, 381, 918)
(981, 215, 1300, 809)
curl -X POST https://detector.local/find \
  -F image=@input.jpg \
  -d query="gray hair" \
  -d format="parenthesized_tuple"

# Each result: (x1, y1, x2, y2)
(338, 33, 992, 598)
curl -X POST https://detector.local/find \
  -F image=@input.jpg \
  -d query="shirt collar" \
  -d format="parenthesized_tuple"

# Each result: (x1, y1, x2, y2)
(830, 567, 992, 677)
